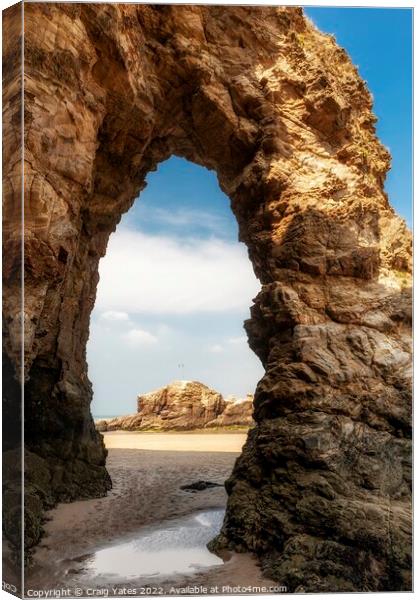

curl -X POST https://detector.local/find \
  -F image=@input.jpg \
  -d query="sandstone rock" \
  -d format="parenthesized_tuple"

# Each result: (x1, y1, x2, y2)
(95, 420, 109, 433)
(96, 382, 253, 431)
(2, 3, 411, 591)
(95, 414, 143, 432)
(135, 380, 226, 430)
(205, 395, 254, 428)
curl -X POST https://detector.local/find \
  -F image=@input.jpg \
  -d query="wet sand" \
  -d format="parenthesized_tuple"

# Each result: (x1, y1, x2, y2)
(26, 432, 280, 595)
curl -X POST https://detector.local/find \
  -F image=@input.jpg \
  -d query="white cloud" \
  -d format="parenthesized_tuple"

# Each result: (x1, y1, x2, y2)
(209, 344, 224, 353)
(122, 328, 158, 346)
(130, 206, 231, 233)
(227, 335, 248, 345)
(95, 228, 260, 315)
(100, 310, 130, 322)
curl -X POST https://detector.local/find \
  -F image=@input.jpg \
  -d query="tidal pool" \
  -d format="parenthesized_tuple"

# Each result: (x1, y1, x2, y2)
(79, 509, 225, 581)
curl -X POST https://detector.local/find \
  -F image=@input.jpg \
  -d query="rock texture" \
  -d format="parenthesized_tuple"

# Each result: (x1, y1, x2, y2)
(2, 3, 411, 591)
(205, 395, 254, 428)
(136, 380, 226, 429)
(97, 382, 253, 431)
(97, 381, 253, 431)
(3, 5, 24, 590)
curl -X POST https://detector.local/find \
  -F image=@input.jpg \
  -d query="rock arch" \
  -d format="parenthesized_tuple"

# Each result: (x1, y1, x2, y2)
(3, 3, 411, 592)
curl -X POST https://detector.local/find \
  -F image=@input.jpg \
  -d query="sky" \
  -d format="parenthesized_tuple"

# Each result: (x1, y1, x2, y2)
(88, 158, 263, 416)
(87, 8, 413, 417)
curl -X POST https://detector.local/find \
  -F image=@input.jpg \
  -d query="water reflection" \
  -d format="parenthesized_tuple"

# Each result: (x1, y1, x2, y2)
(80, 509, 225, 581)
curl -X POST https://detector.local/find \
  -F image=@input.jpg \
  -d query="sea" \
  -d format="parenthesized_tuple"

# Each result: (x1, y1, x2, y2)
(93, 414, 120, 420)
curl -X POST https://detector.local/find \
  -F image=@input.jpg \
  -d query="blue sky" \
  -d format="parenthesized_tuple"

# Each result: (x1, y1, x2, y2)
(88, 8, 413, 417)
(123, 159, 238, 240)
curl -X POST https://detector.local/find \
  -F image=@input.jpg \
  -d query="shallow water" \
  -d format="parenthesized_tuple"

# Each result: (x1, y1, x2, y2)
(78, 509, 225, 581)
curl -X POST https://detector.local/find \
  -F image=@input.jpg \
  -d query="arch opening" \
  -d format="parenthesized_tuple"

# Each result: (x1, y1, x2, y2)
(88, 155, 263, 430)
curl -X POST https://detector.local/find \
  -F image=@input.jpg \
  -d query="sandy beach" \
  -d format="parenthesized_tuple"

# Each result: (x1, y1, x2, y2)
(103, 430, 248, 452)
(26, 431, 279, 596)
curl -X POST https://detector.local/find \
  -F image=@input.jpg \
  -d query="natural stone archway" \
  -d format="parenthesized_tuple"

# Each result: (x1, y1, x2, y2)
(2, 3, 411, 592)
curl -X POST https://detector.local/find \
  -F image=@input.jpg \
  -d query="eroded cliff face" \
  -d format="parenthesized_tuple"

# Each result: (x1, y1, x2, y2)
(96, 381, 253, 431)
(2, 3, 411, 591)
(136, 380, 226, 429)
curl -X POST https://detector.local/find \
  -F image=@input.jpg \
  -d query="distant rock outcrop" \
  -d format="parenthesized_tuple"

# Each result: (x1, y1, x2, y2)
(205, 394, 254, 428)
(96, 381, 254, 431)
